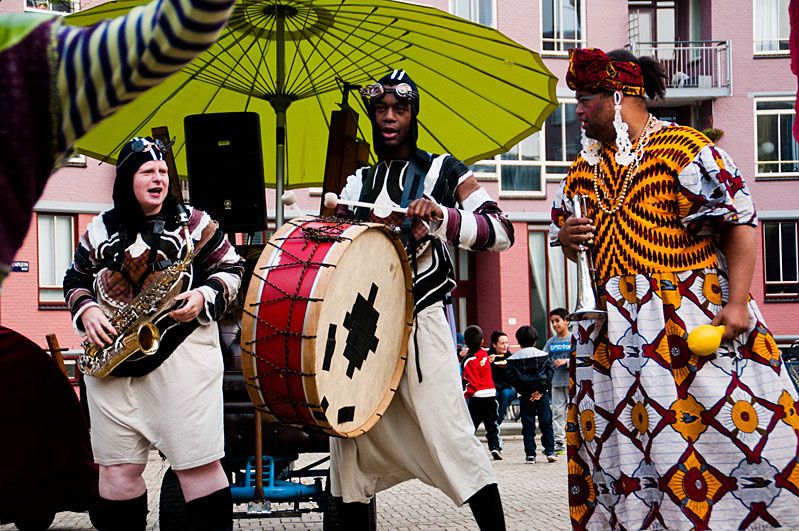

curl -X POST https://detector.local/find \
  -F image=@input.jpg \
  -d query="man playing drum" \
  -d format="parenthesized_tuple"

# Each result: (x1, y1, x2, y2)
(330, 69, 513, 530)
(63, 138, 244, 531)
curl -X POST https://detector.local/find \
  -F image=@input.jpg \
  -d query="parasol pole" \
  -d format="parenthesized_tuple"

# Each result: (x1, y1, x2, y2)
(269, 5, 290, 227)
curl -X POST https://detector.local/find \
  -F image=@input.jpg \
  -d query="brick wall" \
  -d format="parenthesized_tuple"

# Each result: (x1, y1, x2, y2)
(0, 159, 114, 349)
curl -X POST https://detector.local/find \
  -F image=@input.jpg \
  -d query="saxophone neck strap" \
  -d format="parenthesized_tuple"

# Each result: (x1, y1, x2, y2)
(144, 217, 167, 273)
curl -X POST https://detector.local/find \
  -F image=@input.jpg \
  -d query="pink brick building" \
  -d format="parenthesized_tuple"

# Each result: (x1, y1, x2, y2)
(2, 0, 797, 358)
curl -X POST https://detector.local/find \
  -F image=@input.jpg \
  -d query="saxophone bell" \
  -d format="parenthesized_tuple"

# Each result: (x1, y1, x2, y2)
(137, 323, 161, 356)
(567, 194, 607, 322)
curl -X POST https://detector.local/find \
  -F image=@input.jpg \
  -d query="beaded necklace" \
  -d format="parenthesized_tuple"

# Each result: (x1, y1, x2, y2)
(593, 114, 657, 215)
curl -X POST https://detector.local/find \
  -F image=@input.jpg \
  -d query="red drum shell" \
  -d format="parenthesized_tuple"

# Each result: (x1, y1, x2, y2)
(241, 217, 412, 437)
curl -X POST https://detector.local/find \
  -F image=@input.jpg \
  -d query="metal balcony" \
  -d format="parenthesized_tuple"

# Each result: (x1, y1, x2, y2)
(628, 41, 732, 104)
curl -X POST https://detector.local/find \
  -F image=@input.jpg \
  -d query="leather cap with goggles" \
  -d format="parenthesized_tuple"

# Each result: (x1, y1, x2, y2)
(117, 137, 175, 169)
(359, 82, 419, 104)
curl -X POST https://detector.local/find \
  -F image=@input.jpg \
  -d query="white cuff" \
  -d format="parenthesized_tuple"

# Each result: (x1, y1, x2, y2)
(429, 206, 449, 241)
(195, 285, 218, 325)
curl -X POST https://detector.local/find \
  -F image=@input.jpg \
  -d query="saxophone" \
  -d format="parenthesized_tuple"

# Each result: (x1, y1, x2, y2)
(79, 208, 194, 378)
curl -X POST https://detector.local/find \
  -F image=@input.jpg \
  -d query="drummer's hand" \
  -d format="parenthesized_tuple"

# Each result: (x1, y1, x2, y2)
(406, 198, 443, 222)
(558, 216, 596, 253)
(82, 306, 117, 346)
(169, 289, 205, 322)
(711, 301, 751, 341)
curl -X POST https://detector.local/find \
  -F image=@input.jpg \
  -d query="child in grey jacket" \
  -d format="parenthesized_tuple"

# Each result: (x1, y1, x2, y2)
(507, 326, 555, 463)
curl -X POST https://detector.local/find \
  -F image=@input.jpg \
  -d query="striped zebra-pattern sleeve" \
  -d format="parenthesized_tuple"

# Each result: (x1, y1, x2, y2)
(189, 209, 244, 323)
(431, 160, 514, 252)
(54, 0, 235, 154)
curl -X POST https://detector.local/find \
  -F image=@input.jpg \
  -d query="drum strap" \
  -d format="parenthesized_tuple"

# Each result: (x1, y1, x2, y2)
(357, 153, 432, 382)
(354, 165, 377, 221)
(399, 154, 430, 244)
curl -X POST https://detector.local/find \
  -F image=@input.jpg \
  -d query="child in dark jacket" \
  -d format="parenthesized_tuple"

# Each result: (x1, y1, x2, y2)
(508, 325, 555, 464)
(462, 325, 503, 460)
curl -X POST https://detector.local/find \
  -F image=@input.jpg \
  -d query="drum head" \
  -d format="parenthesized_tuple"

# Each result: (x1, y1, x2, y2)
(305, 225, 410, 436)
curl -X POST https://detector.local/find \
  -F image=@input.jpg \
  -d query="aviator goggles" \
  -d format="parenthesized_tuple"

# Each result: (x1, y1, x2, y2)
(359, 82, 419, 104)
(117, 137, 175, 168)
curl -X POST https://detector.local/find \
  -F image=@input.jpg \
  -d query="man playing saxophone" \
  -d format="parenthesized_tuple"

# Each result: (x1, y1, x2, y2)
(63, 137, 244, 531)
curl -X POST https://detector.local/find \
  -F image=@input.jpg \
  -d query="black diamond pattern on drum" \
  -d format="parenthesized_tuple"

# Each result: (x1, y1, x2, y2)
(342, 283, 380, 379)
(337, 406, 355, 424)
(323, 324, 337, 371)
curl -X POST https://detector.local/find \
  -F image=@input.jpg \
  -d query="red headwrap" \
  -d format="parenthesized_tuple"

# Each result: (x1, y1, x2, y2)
(566, 48, 645, 97)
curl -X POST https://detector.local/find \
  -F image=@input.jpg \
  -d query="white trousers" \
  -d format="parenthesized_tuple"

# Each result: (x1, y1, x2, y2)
(329, 302, 497, 505)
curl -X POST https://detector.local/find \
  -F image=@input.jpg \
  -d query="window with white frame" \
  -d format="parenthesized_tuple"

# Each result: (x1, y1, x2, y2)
(542, 0, 584, 53)
(763, 220, 798, 298)
(754, 0, 790, 53)
(755, 98, 799, 178)
(471, 101, 579, 195)
(451, 0, 495, 27)
(529, 229, 577, 348)
(25, 0, 78, 14)
(37, 214, 75, 305)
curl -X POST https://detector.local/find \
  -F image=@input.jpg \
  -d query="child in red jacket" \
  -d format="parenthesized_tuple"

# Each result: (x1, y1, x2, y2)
(462, 325, 502, 460)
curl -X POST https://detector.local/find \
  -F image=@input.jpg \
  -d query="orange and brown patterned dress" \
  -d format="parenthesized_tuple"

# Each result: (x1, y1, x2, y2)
(551, 123, 799, 531)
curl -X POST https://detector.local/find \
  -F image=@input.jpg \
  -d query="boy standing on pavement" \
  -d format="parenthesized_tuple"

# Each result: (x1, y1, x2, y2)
(508, 326, 555, 464)
(542, 309, 570, 456)
(462, 325, 503, 461)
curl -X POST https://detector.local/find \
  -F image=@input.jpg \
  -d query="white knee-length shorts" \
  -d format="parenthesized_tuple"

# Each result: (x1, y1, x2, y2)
(85, 323, 224, 470)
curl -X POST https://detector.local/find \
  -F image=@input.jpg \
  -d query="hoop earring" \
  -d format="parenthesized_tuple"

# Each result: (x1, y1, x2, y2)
(580, 128, 601, 166)
(613, 91, 634, 166)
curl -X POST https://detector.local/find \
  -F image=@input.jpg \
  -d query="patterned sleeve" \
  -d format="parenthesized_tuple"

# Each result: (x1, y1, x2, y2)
(430, 157, 514, 252)
(55, 0, 235, 154)
(549, 177, 574, 247)
(189, 209, 244, 323)
(677, 145, 757, 237)
(63, 214, 107, 333)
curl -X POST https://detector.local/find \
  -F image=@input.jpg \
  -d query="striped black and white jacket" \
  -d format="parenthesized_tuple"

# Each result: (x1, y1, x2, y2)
(337, 149, 514, 312)
(63, 206, 243, 376)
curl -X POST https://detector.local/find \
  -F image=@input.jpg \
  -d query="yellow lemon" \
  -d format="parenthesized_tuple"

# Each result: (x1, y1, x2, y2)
(687, 325, 724, 356)
(686, 325, 725, 356)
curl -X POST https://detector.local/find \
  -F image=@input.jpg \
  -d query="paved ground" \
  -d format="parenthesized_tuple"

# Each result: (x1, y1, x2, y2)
(1, 434, 570, 530)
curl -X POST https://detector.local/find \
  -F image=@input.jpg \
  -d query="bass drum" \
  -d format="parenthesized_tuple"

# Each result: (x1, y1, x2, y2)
(241, 216, 412, 437)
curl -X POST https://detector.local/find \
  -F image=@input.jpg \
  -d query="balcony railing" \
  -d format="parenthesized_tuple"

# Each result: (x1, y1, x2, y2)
(628, 41, 731, 91)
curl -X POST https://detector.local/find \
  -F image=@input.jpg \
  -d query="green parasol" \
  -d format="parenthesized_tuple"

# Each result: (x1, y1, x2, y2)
(65, 0, 557, 223)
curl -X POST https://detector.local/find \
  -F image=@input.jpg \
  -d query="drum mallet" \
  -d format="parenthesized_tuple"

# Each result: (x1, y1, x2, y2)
(281, 191, 305, 216)
(323, 192, 407, 215)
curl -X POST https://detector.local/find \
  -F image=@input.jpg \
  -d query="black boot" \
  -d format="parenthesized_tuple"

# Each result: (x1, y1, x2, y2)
(467, 483, 506, 531)
(333, 496, 374, 531)
(185, 486, 233, 531)
(89, 492, 148, 531)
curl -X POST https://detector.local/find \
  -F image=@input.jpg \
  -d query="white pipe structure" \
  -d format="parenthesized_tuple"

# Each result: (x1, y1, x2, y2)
(323, 192, 407, 215)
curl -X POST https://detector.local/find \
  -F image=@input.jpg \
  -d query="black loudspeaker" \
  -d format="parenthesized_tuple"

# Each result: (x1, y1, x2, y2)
(184, 112, 267, 232)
